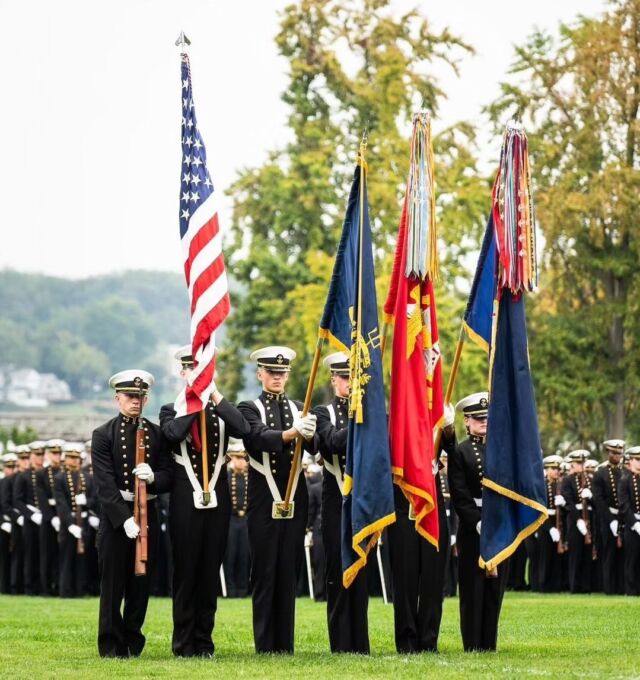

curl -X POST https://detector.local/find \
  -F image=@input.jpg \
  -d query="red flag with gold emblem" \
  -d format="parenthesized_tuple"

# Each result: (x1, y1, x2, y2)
(384, 112, 443, 545)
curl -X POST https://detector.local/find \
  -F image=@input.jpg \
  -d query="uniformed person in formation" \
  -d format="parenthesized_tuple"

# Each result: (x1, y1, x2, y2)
(537, 455, 564, 593)
(238, 346, 317, 654)
(448, 392, 508, 652)
(54, 442, 96, 597)
(13, 441, 46, 595)
(560, 450, 594, 594)
(592, 439, 625, 595)
(7, 446, 30, 594)
(619, 446, 640, 595)
(311, 352, 368, 653)
(224, 438, 251, 598)
(159, 346, 249, 658)
(387, 402, 455, 654)
(439, 451, 458, 598)
(92, 370, 171, 658)
(36, 438, 64, 596)
(82, 438, 101, 596)
(0, 453, 18, 593)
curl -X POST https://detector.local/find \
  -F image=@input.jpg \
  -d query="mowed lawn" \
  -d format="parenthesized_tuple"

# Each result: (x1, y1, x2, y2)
(0, 593, 638, 679)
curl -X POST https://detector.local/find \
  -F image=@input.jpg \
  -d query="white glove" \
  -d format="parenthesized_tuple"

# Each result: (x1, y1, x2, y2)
(632, 521, 640, 536)
(75, 493, 87, 506)
(17, 515, 24, 527)
(476, 521, 481, 535)
(293, 413, 317, 440)
(133, 463, 154, 484)
(577, 518, 588, 536)
(610, 520, 618, 537)
(443, 403, 455, 428)
(549, 527, 560, 543)
(580, 487, 592, 500)
(68, 524, 82, 539)
(123, 516, 140, 539)
(450, 534, 457, 547)
(1, 522, 11, 534)
(89, 516, 100, 529)
(554, 495, 566, 507)
(304, 531, 313, 548)
(160, 523, 166, 532)
(51, 516, 61, 532)
(30, 511, 43, 526)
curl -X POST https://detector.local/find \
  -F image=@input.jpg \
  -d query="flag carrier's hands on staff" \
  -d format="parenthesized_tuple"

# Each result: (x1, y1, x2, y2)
(277, 125, 369, 520)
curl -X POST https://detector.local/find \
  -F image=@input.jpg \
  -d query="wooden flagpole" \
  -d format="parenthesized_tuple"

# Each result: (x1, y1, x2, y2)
(200, 410, 210, 504)
(281, 337, 324, 513)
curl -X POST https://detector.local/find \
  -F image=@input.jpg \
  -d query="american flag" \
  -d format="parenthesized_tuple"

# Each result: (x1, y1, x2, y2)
(174, 53, 230, 417)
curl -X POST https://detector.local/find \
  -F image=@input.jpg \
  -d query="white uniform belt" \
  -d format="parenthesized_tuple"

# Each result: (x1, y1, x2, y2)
(635, 513, 640, 521)
(446, 509, 451, 517)
(249, 398, 301, 504)
(473, 497, 482, 507)
(547, 509, 556, 516)
(609, 507, 619, 515)
(323, 405, 345, 494)
(177, 415, 226, 498)
(48, 498, 56, 506)
(576, 504, 592, 511)
(26, 504, 39, 514)
(120, 489, 157, 502)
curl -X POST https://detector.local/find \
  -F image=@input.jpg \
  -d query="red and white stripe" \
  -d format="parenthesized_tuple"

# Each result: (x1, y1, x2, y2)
(174, 192, 230, 417)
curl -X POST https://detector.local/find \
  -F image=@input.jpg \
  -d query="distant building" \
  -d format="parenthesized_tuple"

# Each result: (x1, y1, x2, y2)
(0, 367, 72, 407)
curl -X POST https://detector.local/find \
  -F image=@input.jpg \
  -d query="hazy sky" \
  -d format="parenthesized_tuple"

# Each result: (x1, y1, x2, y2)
(0, 0, 608, 278)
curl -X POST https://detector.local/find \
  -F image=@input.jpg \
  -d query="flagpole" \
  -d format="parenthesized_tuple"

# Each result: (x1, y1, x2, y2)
(200, 409, 210, 504)
(281, 337, 324, 512)
(433, 326, 465, 454)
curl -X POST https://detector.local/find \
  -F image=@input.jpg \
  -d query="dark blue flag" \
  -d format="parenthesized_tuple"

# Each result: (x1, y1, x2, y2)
(463, 214, 498, 352)
(319, 159, 396, 588)
(479, 291, 548, 569)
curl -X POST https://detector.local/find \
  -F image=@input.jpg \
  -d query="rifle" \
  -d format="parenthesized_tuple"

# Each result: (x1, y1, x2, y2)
(580, 472, 595, 560)
(133, 383, 148, 576)
(74, 471, 85, 555)
(555, 479, 566, 555)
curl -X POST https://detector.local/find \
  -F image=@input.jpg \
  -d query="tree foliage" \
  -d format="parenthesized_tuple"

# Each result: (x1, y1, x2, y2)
(488, 0, 640, 447)
(223, 0, 489, 401)
(0, 270, 189, 399)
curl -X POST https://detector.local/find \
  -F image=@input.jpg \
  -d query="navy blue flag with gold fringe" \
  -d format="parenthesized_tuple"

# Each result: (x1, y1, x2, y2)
(319, 153, 396, 588)
(479, 290, 548, 569)
(469, 123, 547, 570)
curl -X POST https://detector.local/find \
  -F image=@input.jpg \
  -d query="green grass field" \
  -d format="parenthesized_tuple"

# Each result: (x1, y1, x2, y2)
(0, 593, 638, 679)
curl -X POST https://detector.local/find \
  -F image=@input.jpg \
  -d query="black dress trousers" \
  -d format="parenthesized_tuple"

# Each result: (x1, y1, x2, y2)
(388, 477, 449, 653)
(240, 392, 309, 654)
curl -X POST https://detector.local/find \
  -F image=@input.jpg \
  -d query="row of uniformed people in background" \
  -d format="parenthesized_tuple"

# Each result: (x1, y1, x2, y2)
(0, 438, 252, 602)
(509, 442, 640, 598)
(0, 440, 99, 598)
(3, 345, 639, 659)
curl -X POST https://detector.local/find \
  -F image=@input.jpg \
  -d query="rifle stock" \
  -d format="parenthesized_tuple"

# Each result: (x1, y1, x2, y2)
(555, 479, 565, 555)
(75, 473, 85, 556)
(134, 391, 148, 576)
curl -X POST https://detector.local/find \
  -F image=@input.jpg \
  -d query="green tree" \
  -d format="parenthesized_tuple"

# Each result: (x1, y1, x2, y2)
(488, 0, 640, 446)
(223, 0, 488, 400)
(39, 331, 110, 397)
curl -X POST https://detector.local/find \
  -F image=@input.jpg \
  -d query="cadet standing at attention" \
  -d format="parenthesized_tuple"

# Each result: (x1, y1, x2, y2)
(92, 370, 171, 658)
(238, 346, 317, 654)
